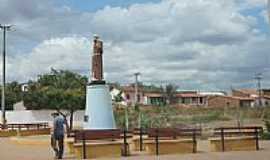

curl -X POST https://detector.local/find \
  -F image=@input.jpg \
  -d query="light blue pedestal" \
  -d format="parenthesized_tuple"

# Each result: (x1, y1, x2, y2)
(83, 84, 116, 129)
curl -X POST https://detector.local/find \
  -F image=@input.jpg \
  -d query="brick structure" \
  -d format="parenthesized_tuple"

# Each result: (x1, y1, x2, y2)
(176, 92, 207, 106)
(232, 89, 270, 106)
(262, 89, 270, 96)
(208, 95, 254, 108)
(91, 35, 104, 82)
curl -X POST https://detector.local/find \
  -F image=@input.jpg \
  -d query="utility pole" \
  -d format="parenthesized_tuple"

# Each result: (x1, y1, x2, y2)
(255, 73, 263, 107)
(133, 72, 141, 129)
(0, 24, 13, 126)
(134, 72, 141, 107)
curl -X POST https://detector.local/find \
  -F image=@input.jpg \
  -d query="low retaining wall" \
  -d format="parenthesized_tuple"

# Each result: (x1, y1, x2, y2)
(210, 136, 257, 152)
(131, 136, 147, 151)
(73, 141, 125, 159)
(0, 128, 50, 137)
(66, 138, 75, 154)
(17, 128, 50, 137)
(144, 139, 195, 155)
(0, 130, 17, 137)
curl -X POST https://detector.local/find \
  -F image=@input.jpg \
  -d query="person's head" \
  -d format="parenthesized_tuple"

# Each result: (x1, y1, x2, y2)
(51, 112, 59, 118)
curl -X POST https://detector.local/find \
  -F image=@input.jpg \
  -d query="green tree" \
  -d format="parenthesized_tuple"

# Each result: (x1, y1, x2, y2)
(163, 84, 178, 105)
(0, 81, 22, 110)
(23, 69, 87, 130)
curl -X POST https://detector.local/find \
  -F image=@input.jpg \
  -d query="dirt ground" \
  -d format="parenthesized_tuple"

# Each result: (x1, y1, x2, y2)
(1, 137, 270, 160)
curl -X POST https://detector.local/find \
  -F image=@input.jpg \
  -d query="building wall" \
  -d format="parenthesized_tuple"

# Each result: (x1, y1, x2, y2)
(261, 98, 270, 106)
(178, 97, 206, 106)
(123, 91, 145, 105)
(208, 96, 240, 108)
(263, 90, 270, 96)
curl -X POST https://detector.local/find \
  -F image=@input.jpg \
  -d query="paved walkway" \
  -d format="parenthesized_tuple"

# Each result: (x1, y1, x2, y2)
(1, 137, 270, 160)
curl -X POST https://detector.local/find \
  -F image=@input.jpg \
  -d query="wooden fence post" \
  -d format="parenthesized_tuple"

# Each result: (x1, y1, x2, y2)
(221, 128, 225, 152)
(155, 129, 159, 156)
(192, 130, 197, 153)
(82, 132, 86, 159)
(123, 128, 128, 156)
(140, 127, 143, 151)
(255, 128, 259, 150)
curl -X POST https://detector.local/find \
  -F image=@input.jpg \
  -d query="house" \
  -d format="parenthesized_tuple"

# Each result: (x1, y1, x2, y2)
(208, 95, 255, 108)
(261, 95, 270, 106)
(144, 92, 166, 106)
(121, 86, 145, 105)
(262, 89, 270, 96)
(176, 91, 207, 106)
(232, 89, 270, 106)
(21, 83, 29, 92)
(110, 85, 166, 106)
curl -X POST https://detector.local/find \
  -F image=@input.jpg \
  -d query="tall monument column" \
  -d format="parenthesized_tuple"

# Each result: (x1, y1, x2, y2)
(83, 35, 116, 129)
(91, 36, 104, 82)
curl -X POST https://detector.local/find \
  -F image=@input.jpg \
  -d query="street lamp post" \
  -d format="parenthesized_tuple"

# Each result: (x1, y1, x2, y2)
(268, 0, 270, 22)
(0, 24, 12, 126)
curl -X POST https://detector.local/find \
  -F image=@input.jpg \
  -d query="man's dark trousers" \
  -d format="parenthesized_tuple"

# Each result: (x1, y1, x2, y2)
(55, 134, 64, 159)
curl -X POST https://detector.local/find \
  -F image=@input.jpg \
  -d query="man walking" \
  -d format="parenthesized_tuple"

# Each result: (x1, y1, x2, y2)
(51, 112, 69, 159)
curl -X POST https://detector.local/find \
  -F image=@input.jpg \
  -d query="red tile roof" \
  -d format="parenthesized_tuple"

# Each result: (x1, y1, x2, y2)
(121, 86, 144, 92)
(176, 93, 206, 98)
(233, 89, 258, 95)
(144, 92, 163, 98)
(208, 95, 255, 101)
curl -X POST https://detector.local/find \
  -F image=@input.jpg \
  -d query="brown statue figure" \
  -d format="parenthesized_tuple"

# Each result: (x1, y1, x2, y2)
(91, 35, 104, 82)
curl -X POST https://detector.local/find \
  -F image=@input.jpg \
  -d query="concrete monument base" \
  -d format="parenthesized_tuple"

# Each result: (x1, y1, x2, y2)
(83, 84, 116, 129)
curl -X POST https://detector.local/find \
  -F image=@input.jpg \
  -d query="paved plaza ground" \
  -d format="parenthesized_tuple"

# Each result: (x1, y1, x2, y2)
(1, 137, 270, 160)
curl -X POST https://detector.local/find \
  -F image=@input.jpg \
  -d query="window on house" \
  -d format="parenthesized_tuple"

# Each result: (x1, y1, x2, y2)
(126, 94, 130, 100)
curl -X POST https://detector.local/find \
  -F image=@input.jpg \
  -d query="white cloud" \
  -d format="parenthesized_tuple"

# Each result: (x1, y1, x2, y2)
(243, 0, 267, 8)
(7, 37, 90, 81)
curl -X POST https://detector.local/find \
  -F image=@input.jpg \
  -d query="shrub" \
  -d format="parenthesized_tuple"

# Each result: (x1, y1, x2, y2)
(261, 132, 270, 140)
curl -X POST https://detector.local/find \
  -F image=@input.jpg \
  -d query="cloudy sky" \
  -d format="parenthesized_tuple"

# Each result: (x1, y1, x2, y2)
(0, 0, 270, 91)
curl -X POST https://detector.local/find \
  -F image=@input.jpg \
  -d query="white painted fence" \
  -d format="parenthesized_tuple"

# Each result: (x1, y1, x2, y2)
(0, 110, 85, 127)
